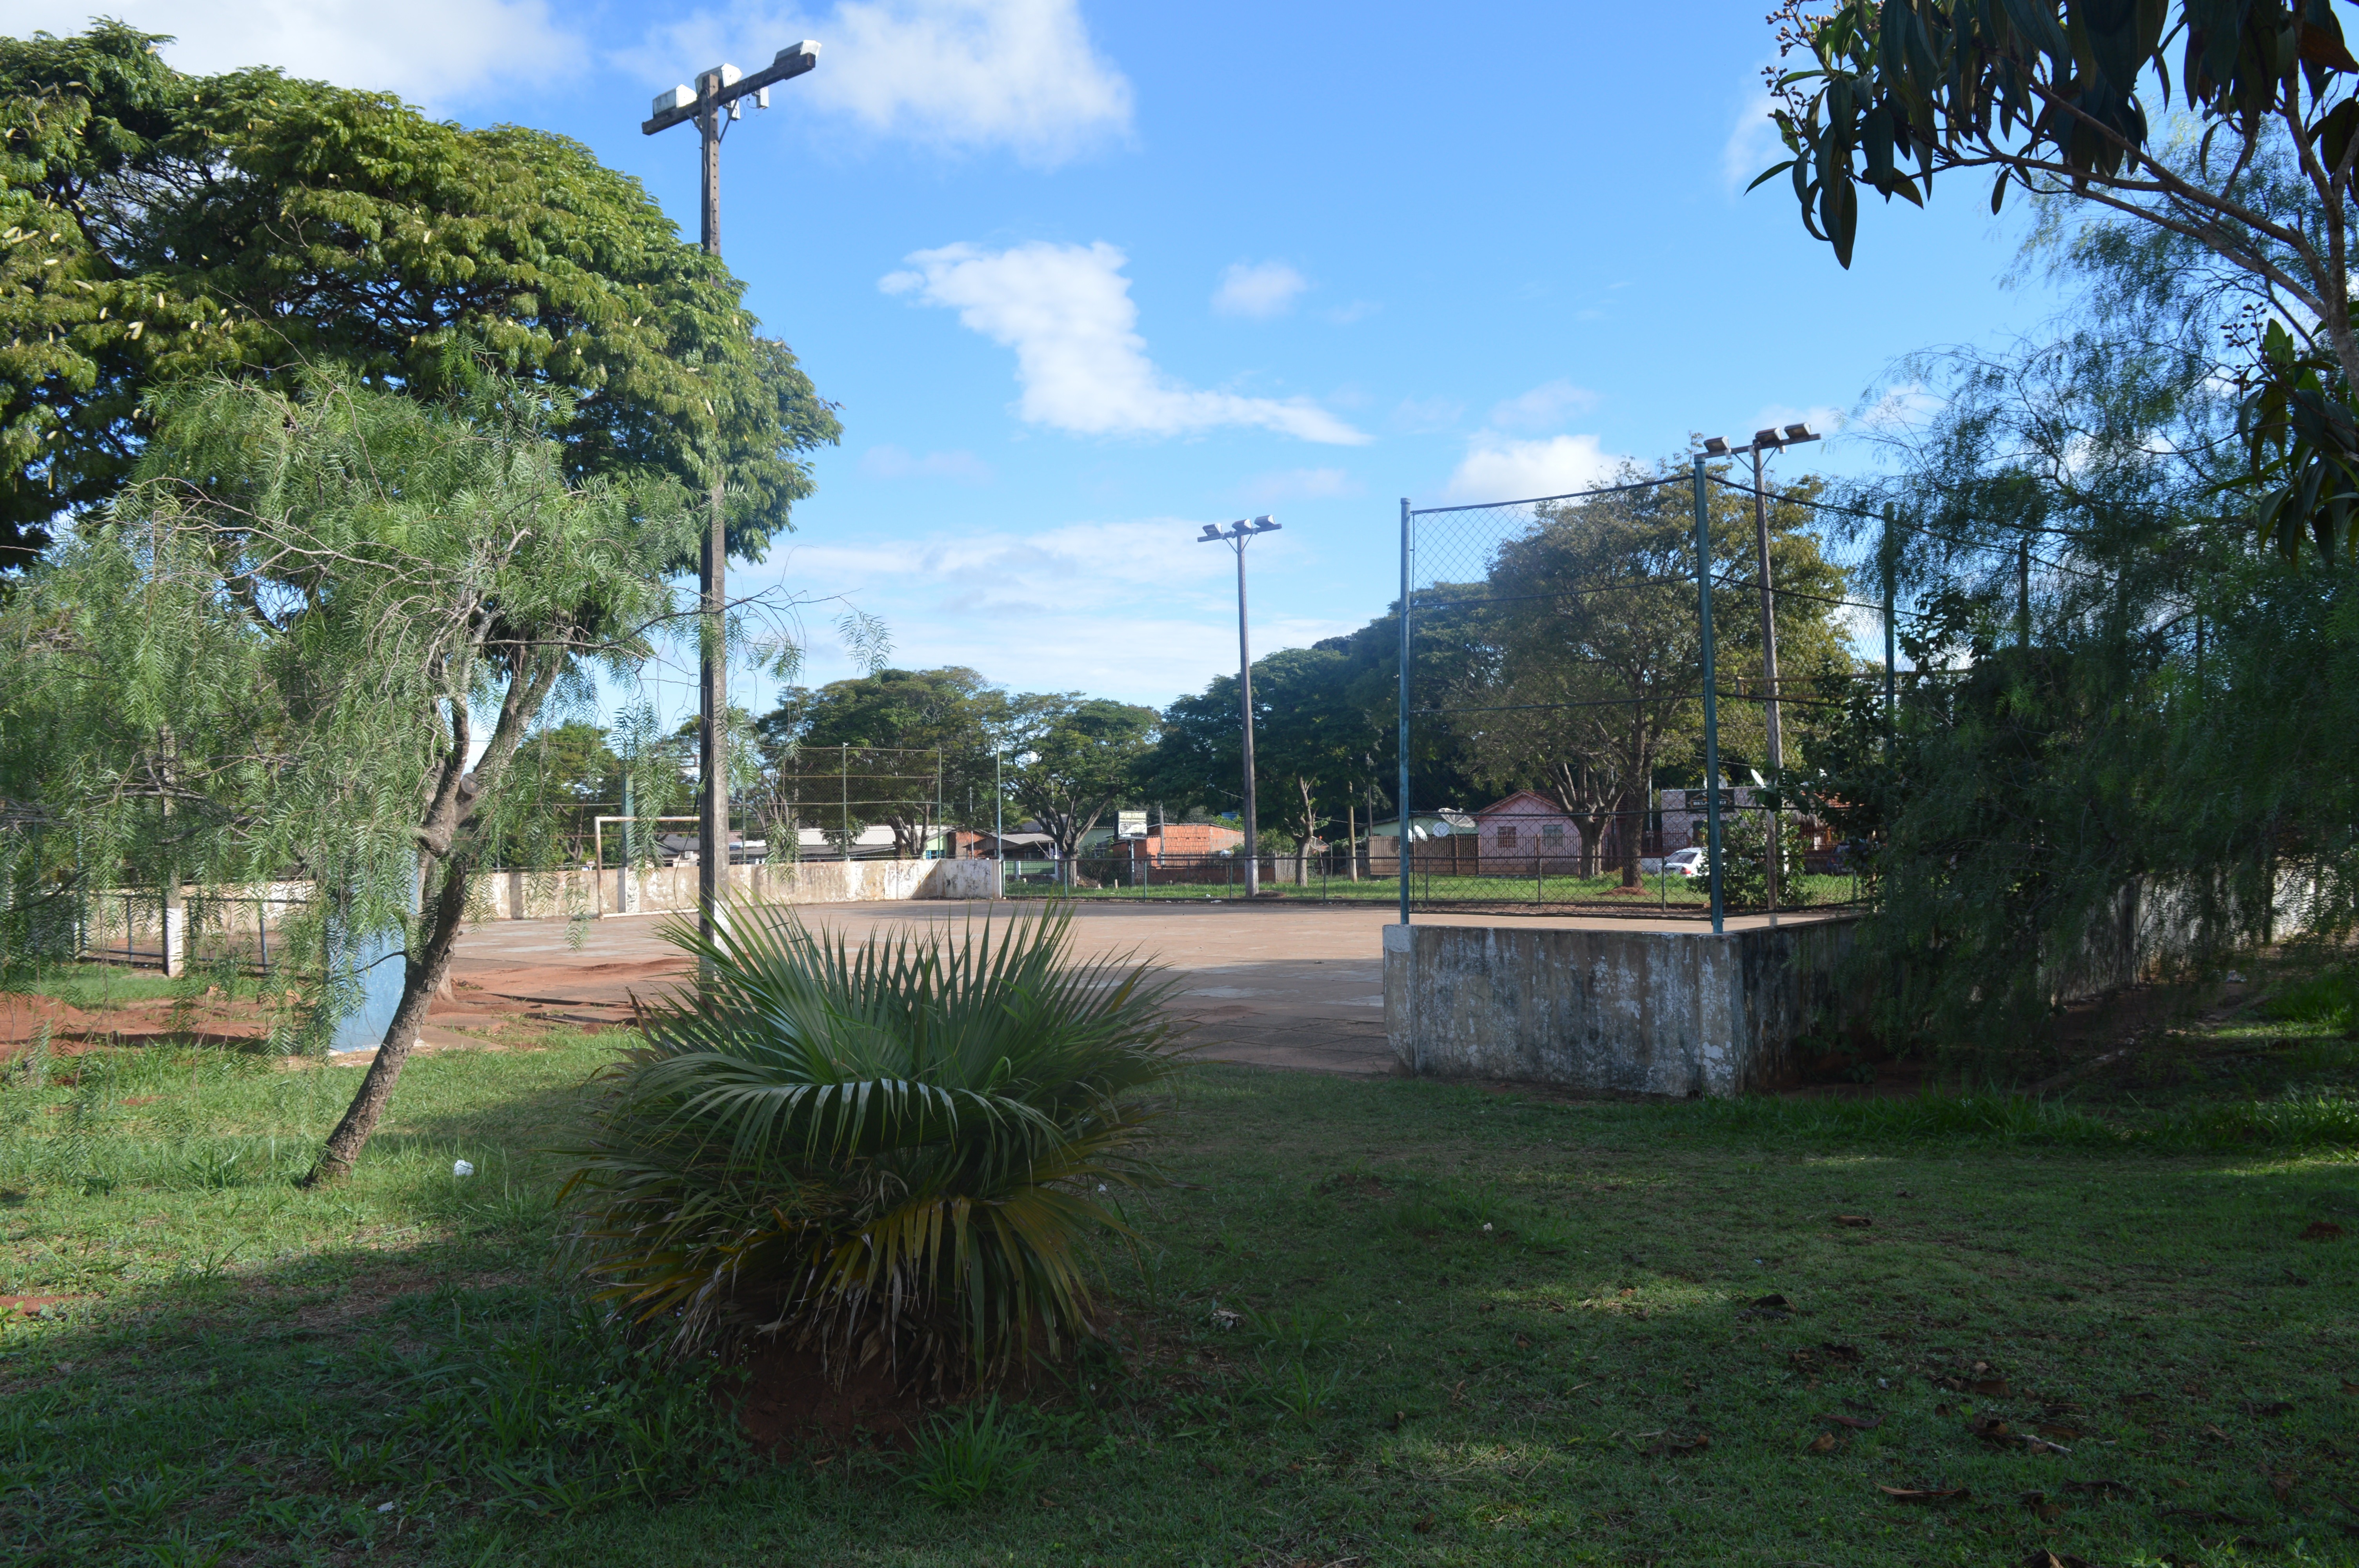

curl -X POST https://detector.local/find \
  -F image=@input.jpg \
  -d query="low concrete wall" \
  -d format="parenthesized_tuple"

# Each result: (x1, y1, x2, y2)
(500, 857, 1000, 922)
(1383, 917, 1862, 1098)
(76, 859, 1001, 951)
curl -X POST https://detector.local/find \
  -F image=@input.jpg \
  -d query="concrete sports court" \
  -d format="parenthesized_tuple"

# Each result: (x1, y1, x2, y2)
(431, 899, 1828, 1079)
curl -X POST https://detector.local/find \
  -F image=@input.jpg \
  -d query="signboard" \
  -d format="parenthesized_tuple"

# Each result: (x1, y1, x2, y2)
(1117, 811, 1148, 839)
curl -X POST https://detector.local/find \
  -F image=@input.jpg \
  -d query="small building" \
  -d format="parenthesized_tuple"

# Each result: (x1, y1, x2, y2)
(1472, 789, 1589, 875)
(1365, 809, 1478, 872)
(1141, 822, 1243, 858)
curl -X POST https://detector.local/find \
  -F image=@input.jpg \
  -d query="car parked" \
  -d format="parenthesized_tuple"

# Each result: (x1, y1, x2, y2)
(1638, 846, 1708, 878)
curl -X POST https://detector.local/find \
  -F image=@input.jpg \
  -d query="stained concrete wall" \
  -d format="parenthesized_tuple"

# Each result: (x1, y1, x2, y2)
(1383, 917, 1862, 1098)
(508, 857, 999, 922)
(76, 859, 1001, 953)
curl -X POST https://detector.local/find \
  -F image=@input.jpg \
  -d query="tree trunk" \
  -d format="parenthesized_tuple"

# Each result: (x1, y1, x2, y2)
(1617, 786, 1644, 886)
(302, 851, 473, 1185)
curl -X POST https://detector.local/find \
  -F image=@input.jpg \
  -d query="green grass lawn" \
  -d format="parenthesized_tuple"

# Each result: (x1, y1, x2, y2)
(2, 1022, 2355, 1565)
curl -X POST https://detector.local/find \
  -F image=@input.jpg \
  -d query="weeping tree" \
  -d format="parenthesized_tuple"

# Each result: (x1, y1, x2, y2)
(0, 368, 698, 1181)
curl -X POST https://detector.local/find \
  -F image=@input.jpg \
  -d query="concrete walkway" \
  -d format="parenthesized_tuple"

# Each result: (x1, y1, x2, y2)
(440, 899, 1850, 1078)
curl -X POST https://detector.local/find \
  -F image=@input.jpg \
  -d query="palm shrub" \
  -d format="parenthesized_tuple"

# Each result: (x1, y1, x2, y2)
(564, 906, 1184, 1387)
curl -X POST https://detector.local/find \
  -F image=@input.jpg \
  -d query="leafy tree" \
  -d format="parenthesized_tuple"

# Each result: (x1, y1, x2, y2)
(1797, 192, 2319, 1056)
(0, 22, 838, 573)
(1006, 697, 1158, 872)
(1458, 463, 1850, 884)
(1147, 648, 1378, 876)
(757, 668, 1010, 856)
(1138, 676, 1244, 820)
(483, 720, 623, 870)
(0, 369, 696, 1181)
(1752, 0, 2359, 553)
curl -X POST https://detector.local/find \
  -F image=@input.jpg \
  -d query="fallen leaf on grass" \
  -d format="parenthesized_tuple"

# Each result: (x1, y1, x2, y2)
(1969, 1415, 2015, 1443)
(2264, 1468, 2296, 1503)
(1833, 1214, 1873, 1228)
(1512, 1334, 1532, 1350)
(1878, 1484, 1968, 1503)
(2036, 1421, 2088, 1442)
(2198, 1423, 2229, 1443)
(2299, 1220, 2344, 1241)
(1820, 1342, 1863, 1363)
(2019, 1552, 2092, 1568)
(1411, 1512, 1435, 1535)
(1807, 1432, 1841, 1454)
(1969, 1377, 2013, 1397)
(1822, 1413, 1883, 1430)
(2063, 1479, 2131, 1496)
(2243, 1399, 2294, 1417)
(2020, 1491, 2066, 1522)
(1643, 1433, 1710, 1458)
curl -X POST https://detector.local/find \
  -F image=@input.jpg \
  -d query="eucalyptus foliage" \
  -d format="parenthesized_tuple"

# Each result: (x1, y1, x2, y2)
(0, 21, 838, 573)
(565, 907, 1184, 1387)
(1803, 177, 2359, 1055)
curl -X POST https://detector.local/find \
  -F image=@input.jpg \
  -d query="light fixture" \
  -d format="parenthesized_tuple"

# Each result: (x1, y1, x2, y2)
(1199, 523, 1220, 540)
(1784, 423, 1818, 441)
(1703, 436, 1730, 456)
(1251, 515, 1280, 532)
(1752, 427, 1783, 448)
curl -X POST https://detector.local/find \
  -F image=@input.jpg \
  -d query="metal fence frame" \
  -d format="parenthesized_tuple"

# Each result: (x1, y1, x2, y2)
(1397, 459, 1892, 933)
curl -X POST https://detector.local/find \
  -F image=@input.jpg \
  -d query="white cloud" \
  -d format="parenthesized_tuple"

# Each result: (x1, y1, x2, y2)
(752, 519, 1354, 702)
(1445, 433, 1620, 503)
(1236, 467, 1361, 503)
(1487, 378, 1600, 432)
(0, 0, 583, 105)
(860, 444, 994, 483)
(1388, 396, 1463, 435)
(1722, 80, 1785, 194)
(1211, 260, 1307, 319)
(881, 240, 1370, 445)
(631, 0, 1130, 165)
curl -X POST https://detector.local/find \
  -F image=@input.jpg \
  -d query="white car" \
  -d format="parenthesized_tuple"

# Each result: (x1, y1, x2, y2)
(1639, 847, 1708, 878)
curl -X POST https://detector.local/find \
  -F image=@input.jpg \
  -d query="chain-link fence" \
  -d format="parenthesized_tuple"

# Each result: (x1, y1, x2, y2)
(752, 745, 946, 862)
(1397, 459, 1895, 926)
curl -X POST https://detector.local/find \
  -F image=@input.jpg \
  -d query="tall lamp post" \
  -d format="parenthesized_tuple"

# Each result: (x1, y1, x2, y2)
(1700, 421, 1819, 919)
(1198, 515, 1280, 898)
(641, 41, 820, 946)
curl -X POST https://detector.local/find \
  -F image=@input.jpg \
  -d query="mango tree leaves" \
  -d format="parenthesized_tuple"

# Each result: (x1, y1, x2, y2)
(1749, 1, 2359, 559)
(0, 22, 840, 575)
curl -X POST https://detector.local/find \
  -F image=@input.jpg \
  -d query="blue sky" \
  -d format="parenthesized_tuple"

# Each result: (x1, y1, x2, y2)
(14, 0, 2069, 718)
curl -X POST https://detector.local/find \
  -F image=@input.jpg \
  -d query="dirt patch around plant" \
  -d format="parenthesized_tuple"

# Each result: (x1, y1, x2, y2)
(725, 1342, 936, 1454)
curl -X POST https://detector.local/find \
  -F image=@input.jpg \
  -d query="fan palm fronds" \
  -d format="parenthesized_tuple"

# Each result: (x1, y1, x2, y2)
(563, 904, 1185, 1386)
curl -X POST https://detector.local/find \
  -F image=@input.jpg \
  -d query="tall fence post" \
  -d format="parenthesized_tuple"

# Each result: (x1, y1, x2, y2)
(1398, 497, 1414, 926)
(1693, 455, 1724, 935)
(2017, 537, 2031, 650)
(1881, 505, 1899, 760)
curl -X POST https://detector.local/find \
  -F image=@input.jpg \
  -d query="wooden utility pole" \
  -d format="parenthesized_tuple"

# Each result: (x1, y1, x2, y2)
(642, 43, 820, 946)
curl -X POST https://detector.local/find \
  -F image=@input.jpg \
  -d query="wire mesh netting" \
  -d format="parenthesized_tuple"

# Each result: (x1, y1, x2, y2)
(756, 744, 947, 862)
(1398, 465, 1893, 921)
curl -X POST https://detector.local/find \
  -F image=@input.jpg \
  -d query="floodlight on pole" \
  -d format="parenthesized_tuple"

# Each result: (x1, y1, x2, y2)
(640, 40, 820, 956)
(1196, 515, 1281, 898)
(1701, 419, 1823, 920)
